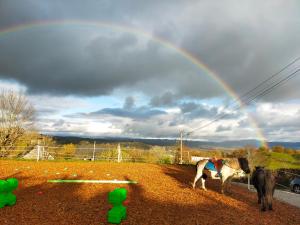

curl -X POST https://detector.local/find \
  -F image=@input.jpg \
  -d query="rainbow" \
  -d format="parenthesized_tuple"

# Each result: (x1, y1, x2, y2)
(0, 20, 267, 147)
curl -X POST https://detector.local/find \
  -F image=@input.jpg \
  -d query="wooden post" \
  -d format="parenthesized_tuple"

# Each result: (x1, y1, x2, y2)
(117, 143, 122, 163)
(180, 131, 183, 164)
(37, 139, 41, 162)
(92, 141, 96, 161)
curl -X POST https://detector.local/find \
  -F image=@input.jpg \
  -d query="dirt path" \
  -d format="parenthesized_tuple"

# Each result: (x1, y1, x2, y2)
(0, 160, 300, 225)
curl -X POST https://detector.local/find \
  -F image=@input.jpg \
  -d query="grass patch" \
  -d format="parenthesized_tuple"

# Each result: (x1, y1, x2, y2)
(268, 152, 300, 170)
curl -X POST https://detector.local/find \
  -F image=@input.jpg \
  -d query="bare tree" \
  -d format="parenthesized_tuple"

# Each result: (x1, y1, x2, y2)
(0, 89, 35, 155)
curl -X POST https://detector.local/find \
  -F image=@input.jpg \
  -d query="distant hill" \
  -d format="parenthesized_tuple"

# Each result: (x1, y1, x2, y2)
(50, 135, 300, 150)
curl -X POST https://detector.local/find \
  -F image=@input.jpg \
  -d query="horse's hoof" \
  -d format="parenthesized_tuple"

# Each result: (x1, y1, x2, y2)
(261, 208, 266, 212)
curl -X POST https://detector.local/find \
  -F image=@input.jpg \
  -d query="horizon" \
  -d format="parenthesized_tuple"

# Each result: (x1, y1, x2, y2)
(48, 134, 300, 144)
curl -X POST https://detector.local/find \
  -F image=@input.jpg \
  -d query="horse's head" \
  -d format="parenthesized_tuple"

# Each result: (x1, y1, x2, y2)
(238, 158, 250, 174)
(255, 166, 264, 171)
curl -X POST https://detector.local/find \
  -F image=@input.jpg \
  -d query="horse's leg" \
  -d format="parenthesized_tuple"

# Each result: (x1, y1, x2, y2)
(257, 189, 262, 204)
(258, 186, 266, 211)
(221, 177, 226, 194)
(268, 196, 273, 211)
(220, 172, 230, 194)
(193, 169, 203, 189)
(225, 176, 233, 194)
(261, 196, 267, 211)
(256, 185, 263, 206)
(269, 184, 275, 210)
(252, 185, 261, 204)
(266, 190, 273, 210)
(193, 160, 207, 189)
(201, 177, 207, 191)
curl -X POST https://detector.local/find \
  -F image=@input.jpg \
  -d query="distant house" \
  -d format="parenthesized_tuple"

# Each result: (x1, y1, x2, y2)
(23, 147, 54, 160)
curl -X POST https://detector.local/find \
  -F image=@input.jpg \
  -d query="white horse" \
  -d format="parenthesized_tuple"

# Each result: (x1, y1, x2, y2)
(192, 158, 250, 194)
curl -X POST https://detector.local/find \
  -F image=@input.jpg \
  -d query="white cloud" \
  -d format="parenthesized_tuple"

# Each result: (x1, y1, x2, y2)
(253, 102, 300, 141)
(0, 79, 27, 92)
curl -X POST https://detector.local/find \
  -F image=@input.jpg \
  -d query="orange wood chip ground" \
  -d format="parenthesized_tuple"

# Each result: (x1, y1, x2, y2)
(0, 160, 299, 225)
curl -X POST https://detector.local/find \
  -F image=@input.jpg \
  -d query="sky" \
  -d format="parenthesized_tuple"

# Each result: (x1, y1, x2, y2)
(0, 0, 299, 142)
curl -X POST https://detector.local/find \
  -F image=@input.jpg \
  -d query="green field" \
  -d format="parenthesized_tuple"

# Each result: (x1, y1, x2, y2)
(268, 152, 300, 169)
(249, 151, 300, 170)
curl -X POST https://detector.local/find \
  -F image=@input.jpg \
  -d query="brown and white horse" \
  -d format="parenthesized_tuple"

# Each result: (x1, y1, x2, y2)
(192, 158, 250, 193)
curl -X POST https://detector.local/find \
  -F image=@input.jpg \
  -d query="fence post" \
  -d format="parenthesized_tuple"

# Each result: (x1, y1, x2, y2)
(92, 141, 96, 161)
(180, 131, 183, 164)
(37, 142, 40, 162)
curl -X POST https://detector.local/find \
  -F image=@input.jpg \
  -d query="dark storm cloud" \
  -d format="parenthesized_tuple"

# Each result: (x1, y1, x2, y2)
(179, 102, 241, 120)
(172, 1, 300, 102)
(123, 96, 135, 110)
(180, 102, 199, 113)
(180, 102, 219, 119)
(0, 0, 299, 102)
(79, 106, 166, 120)
(122, 119, 181, 138)
(0, 27, 220, 98)
(149, 92, 176, 107)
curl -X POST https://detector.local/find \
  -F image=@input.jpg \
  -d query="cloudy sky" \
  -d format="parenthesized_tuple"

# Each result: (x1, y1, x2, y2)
(0, 0, 299, 141)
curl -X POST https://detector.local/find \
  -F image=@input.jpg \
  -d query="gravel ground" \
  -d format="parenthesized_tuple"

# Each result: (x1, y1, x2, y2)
(0, 160, 300, 225)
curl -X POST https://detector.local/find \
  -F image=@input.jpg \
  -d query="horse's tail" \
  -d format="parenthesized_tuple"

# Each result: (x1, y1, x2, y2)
(195, 159, 208, 171)
(196, 160, 200, 171)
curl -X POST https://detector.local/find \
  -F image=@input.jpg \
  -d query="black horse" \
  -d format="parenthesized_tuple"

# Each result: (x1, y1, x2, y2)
(252, 166, 276, 211)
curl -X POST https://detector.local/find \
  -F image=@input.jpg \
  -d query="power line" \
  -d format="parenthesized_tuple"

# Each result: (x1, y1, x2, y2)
(221, 57, 300, 112)
(239, 66, 299, 106)
(249, 68, 300, 103)
(238, 57, 300, 105)
(186, 59, 300, 136)
(187, 68, 300, 135)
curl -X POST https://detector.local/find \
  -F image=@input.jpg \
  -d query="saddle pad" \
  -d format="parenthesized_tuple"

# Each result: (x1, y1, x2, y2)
(204, 161, 217, 171)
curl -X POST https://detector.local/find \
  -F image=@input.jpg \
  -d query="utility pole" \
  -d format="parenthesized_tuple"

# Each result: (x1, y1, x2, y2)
(247, 149, 250, 190)
(180, 131, 183, 164)
(37, 139, 41, 162)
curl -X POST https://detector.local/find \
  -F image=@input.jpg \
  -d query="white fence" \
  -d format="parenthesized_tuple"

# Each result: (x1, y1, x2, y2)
(190, 156, 209, 162)
(0, 145, 176, 163)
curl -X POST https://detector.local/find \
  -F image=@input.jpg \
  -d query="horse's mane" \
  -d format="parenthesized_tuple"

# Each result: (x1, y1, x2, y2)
(223, 158, 241, 170)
